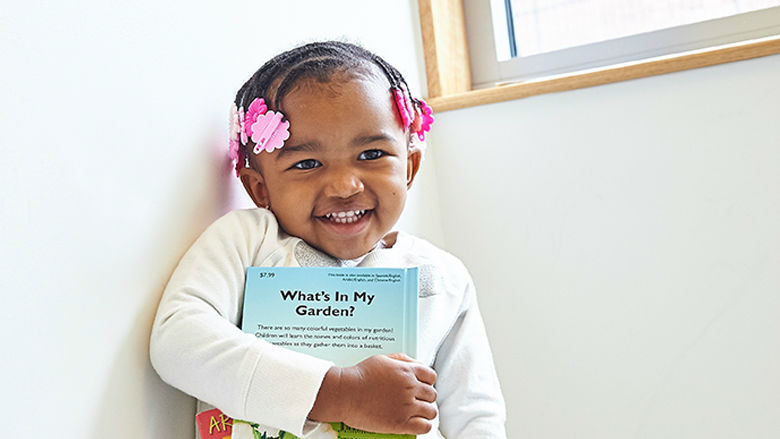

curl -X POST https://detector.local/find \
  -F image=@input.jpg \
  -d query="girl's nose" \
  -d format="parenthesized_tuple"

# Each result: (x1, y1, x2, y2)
(323, 167, 364, 199)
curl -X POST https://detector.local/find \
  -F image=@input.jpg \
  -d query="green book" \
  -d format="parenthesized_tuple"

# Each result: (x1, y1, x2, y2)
(197, 266, 419, 439)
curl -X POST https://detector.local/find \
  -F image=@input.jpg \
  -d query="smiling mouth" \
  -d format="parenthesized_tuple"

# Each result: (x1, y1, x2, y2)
(321, 209, 369, 224)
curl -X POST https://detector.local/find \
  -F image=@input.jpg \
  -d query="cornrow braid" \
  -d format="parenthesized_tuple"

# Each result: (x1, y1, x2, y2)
(370, 54, 404, 89)
(232, 41, 422, 171)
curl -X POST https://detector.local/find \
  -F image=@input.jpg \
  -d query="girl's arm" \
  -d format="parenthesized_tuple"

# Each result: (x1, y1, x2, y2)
(434, 277, 507, 439)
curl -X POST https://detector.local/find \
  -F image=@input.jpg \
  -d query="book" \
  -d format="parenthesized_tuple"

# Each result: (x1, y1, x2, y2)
(197, 266, 419, 439)
(196, 409, 233, 439)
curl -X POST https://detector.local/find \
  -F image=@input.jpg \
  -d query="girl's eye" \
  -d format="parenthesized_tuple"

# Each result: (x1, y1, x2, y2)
(358, 149, 386, 160)
(292, 159, 321, 170)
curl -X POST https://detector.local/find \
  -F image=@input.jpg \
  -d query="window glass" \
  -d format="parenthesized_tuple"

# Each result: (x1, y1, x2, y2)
(500, 0, 780, 60)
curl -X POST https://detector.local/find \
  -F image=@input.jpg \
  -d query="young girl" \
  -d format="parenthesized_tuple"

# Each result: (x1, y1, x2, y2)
(150, 41, 506, 439)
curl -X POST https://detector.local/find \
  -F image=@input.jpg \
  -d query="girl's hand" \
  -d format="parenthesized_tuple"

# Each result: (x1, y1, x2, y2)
(309, 354, 438, 435)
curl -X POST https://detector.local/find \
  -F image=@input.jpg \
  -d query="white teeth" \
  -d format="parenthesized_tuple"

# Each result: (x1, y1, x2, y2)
(324, 210, 367, 224)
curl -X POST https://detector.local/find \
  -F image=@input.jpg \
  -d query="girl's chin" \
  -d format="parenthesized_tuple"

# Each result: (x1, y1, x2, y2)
(329, 247, 373, 261)
(313, 238, 377, 261)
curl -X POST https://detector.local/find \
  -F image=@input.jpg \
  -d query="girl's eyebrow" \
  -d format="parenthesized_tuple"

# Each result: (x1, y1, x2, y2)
(351, 132, 395, 147)
(274, 142, 320, 161)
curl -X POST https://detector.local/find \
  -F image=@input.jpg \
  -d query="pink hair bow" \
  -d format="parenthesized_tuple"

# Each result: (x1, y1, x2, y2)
(228, 98, 291, 175)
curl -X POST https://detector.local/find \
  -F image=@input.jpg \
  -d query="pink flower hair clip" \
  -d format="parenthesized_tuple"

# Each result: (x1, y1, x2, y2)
(412, 99, 434, 142)
(228, 97, 291, 176)
(392, 87, 434, 142)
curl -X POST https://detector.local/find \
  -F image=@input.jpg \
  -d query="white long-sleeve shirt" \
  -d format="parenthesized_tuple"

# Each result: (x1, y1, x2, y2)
(150, 208, 506, 438)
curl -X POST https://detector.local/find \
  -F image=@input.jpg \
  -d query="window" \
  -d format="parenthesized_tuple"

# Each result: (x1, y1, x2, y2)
(470, 0, 780, 88)
(418, 0, 780, 111)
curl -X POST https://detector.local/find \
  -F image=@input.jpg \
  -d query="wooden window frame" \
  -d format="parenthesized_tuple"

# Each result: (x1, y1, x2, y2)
(418, 0, 780, 113)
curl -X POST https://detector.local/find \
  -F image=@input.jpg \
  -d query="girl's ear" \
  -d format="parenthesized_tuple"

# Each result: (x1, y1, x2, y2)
(238, 167, 270, 208)
(406, 142, 423, 189)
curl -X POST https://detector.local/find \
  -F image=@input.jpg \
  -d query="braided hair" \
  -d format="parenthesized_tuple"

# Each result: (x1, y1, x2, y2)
(232, 41, 424, 171)
(235, 41, 415, 111)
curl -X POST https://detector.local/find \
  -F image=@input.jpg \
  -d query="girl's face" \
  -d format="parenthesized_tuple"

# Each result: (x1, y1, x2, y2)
(240, 74, 422, 260)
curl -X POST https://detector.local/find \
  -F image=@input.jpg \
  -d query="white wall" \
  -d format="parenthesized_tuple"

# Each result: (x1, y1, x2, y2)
(431, 54, 780, 438)
(0, 1, 442, 438)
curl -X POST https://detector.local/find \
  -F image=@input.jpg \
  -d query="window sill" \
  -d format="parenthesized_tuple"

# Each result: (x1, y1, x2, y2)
(418, 0, 780, 113)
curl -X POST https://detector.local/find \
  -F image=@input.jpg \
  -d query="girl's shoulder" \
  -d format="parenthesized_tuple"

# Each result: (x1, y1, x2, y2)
(195, 208, 300, 266)
(212, 207, 278, 228)
(204, 208, 283, 244)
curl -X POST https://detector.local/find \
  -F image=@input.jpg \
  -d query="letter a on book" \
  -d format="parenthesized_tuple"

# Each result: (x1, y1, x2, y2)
(195, 408, 232, 439)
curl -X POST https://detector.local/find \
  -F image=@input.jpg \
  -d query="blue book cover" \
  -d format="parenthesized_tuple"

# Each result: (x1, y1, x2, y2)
(234, 266, 419, 439)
